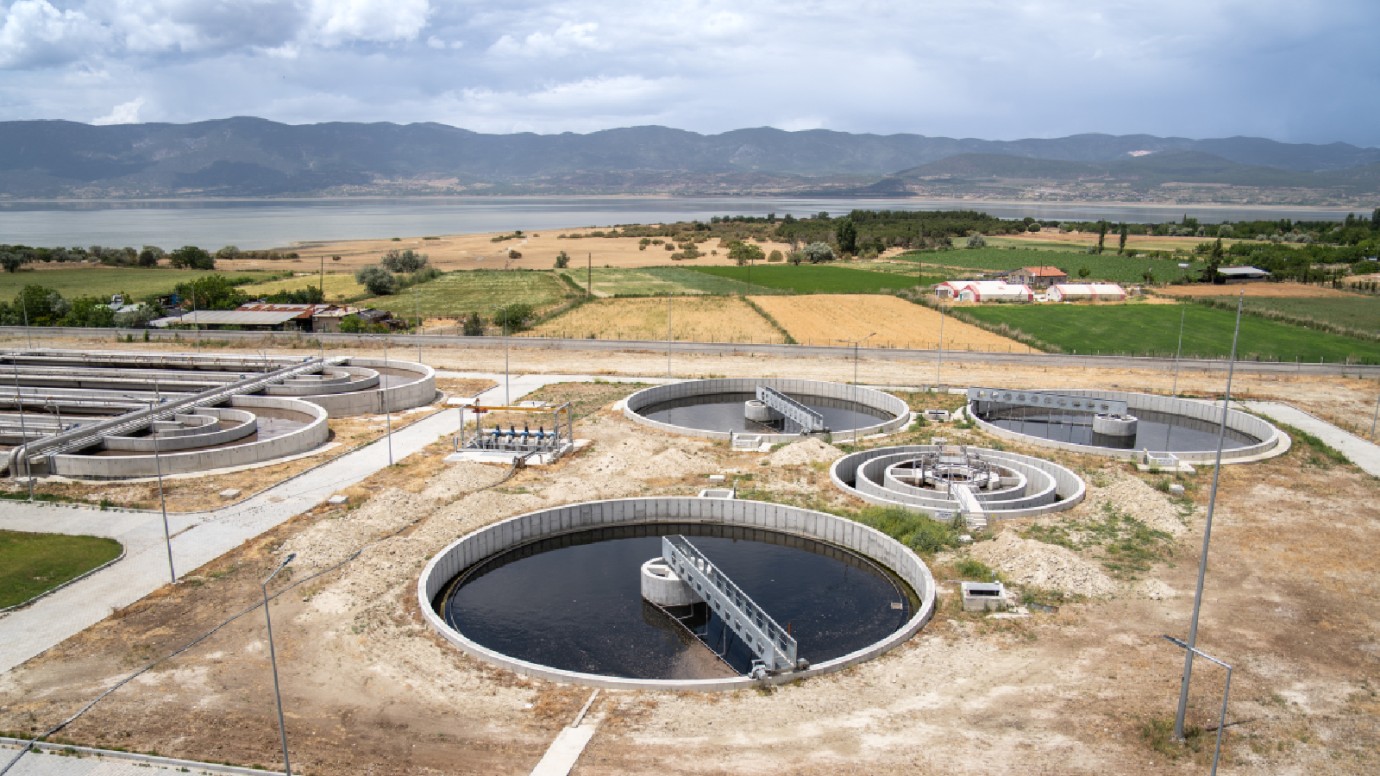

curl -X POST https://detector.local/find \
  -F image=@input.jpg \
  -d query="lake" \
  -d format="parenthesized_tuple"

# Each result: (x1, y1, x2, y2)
(0, 196, 1362, 250)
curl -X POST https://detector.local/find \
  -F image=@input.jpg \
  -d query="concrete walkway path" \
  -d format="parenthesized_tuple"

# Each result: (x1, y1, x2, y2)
(1238, 400, 1380, 478)
(0, 371, 571, 674)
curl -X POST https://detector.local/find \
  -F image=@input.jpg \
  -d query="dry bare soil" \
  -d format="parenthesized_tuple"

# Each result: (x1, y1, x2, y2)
(523, 297, 786, 343)
(1153, 283, 1363, 299)
(0, 336, 1376, 775)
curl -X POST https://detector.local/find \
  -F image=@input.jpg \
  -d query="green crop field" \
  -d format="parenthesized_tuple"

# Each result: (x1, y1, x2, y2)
(960, 303, 1380, 363)
(238, 272, 366, 302)
(688, 264, 938, 294)
(0, 529, 122, 608)
(557, 266, 782, 296)
(899, 247, 1199, 285)
(0, 268, 276, 301)
(362, 270, 574, 318)
(1191, 295, 1380, 341)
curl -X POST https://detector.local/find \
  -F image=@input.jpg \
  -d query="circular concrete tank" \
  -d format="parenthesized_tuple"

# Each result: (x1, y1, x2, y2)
(624, 378, 911, 443)
(965, 389, 1287, 463)
(419, 497, 936, 691)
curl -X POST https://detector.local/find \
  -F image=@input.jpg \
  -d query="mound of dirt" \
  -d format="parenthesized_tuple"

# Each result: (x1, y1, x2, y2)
(968, 531, 1119, 599)
(766, 437, 844, 467)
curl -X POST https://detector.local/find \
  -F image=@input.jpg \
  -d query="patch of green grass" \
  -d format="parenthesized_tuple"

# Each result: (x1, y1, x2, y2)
(1140, 717, 1205, 760)
(1275, 422, 1351, 469)
(853, 506, 964, 555)
(558, 266, 778, 296)
(0, 268, 276, 301)
(960, 303, 1380, 363)
(688, 264, 934, 294)
(0, 530, 122, 608)
(898, 246, 1198, 284)
(1023, 503, 1174, 580)
(363, 270, 573, 318)
(1192, 295, 1380, 342)
(953, 557, 998, 581)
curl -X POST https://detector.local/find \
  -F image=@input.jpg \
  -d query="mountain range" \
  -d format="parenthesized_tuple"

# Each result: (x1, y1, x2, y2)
(1, 117, 1377, 205)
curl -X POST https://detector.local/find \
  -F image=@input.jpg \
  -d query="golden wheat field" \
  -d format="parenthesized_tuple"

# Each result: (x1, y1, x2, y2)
(748, 294, 1036, 351)
(522, 297, 786, 343)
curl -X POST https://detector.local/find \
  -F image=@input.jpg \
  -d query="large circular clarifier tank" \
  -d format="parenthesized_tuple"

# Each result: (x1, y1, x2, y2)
(967, 388, 1286, 463)
(624, 378, 912, 443)
(418, 498, 937, 691)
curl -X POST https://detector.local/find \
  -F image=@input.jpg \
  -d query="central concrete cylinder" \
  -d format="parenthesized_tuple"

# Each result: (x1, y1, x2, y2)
(744, 399, 776, 424)
(1092, 413, 1138, 437)
(640, 558, 701, 607)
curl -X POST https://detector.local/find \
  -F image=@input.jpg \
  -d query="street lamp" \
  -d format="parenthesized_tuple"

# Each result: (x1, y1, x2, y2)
(127, 394, 176, 585)
(261, 553, 297, 776)
(382, 338, 393, 466)
(834, 333, 875, 386)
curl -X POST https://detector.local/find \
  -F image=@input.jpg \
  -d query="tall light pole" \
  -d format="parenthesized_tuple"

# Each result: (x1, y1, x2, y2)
(149, 398, 176, 585)
(413, 286, 422, 363)
(382, 339, 393, 466)
(1174, 292, 1245, 740)
(936, 301, 948, 387)
(1171, 306, 1186, 397)
(834, 333, 875, 385)
(261, 553, 296, 776)
(666, 295, 673, 379)
(20, 296, 32, 349)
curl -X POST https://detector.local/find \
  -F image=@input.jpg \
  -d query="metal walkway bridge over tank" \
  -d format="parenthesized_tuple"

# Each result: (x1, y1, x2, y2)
(755, 385, 826, 433)
(661, 535, 799, 674)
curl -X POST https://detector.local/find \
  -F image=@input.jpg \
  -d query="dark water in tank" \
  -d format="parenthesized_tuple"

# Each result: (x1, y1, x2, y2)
(638, 392, 891, 434)
(978, 406, 1260, 452)
(438, 523, 913, 680)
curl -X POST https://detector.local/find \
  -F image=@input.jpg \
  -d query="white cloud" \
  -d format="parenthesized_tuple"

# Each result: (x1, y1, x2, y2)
(0, 0, 108, 68)
(489, 21, 605, 58)
(306, 0, 430, 46)
(90, 95, 143, 124)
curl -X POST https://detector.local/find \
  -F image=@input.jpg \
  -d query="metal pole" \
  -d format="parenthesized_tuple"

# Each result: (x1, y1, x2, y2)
(936, 302, 947, 387)
(319, 255, 325, 304)
(12, 361, 32, 501)
(587, 253, 592, 297)
(149, 399, 176, 585)
(503, 318, 510, 406)
(1172, 306, 1186, 397)
(21, 298, 31, 349)
(854, 341, 859, 385)
(1174, 291, 1244, 740)
(413, 287, 422, 363)
(1163, 635, 1233, 776)
(262, 553, 296, 776)
(666, 295, 673, 379)
(1370, 389, 1378, 440)
(383, 339, 393, 466)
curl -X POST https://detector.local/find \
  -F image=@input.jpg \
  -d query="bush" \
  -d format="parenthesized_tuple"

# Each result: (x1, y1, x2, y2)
(493, 302, 534, 331)
(462, 312, 484, 336)
(381, 249, 428, 274)
(554, 251, 571, 269)
(355, 265, 397, 296)
(966, 234, 987, 249)
(767, 249, 783, 263)
(802, 242, 836, 264)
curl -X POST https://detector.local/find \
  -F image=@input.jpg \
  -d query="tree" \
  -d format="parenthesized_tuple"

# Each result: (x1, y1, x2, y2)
(508, 249, 522, 260)
(15, 285, 67, 325)
(966, 233, 986, 249)
(381, 249, 428, 274)
(462, 312, 484, 336)
(61, 296, 116, 328)
(137, 246, 164, 268)
(1096, 221, 1108, 254)
(728, 241, 764, 267)
(215, 245, 241, 260)
(1142, 269, 1156, 285)
(835, 219, 858, 255)
(168, 245, 215, 270)
(802, 242, 836, 264)
(1077, 266, 1091, 279)
(1026, 222, 1041, 233)
(493, 303, 533, 331)
(355, 265, 398, 296)
(787, 250, 803, 266)
(1117, 223, 1128, 255)
(554, 251, 571, 269)
(175, 275, 245, 310)
(0, 251, 22, 273)
(114, 303, 159, 328)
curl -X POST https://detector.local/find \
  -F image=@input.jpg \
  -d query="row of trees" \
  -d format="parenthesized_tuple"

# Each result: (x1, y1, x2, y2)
(0, 243, 305, 273)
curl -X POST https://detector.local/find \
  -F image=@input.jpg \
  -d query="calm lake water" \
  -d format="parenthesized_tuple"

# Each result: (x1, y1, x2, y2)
(0, 196, 1360, 250)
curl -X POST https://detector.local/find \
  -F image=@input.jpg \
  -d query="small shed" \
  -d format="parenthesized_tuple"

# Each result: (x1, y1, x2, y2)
(1047, 283, 1128, 302)
(1217, 266, 1271, 283)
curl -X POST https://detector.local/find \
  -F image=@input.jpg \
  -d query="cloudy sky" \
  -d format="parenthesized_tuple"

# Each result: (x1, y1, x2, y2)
(1, 0, 1377, 146)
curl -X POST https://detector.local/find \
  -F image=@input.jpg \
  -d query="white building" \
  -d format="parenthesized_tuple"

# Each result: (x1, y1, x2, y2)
(1047, 283, 1128, 302)
(934, 280, 1034, 303)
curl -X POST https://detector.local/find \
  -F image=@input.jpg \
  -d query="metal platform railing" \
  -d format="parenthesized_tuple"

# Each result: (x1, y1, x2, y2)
(755, 385, 825, 433)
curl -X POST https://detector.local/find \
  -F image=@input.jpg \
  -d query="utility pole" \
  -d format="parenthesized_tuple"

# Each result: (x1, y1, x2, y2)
(587, 253, 592, 297)
(1174, 292, 1245, 740)
(1172, 306, 1186, 397)
(261, 553, 297, 776)
(666, 296, 673, 378)
(936, 302, 947, 387)
(382, 339, 393, 466)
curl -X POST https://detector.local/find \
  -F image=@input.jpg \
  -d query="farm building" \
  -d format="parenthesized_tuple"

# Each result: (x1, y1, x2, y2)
(934, 280, 1034, 303)
(1217, 266, 1272, 283)
(1047, 283, 1128, 302)
(1007, 265, 1069, 289)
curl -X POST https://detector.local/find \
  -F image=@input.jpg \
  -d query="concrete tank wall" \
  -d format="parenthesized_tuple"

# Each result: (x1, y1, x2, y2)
(102, 407, 257, 452)
(968, 389, 1286, 463)
(299, 358, 436, 417)
(418, 497, 937, 691)
(623, 378, 911, 443)
(49, 396, 329, 478)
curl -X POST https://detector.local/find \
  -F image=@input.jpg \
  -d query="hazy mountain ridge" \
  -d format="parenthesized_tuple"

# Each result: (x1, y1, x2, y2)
(1, 117, 1377, 202)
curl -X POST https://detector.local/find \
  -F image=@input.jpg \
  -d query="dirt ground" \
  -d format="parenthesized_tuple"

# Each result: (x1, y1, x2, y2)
(0, 335, 1377, 775)
(749, 294, 1032, 351)
(523, 297, 787, 344)
(222, 229, 796, 273)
